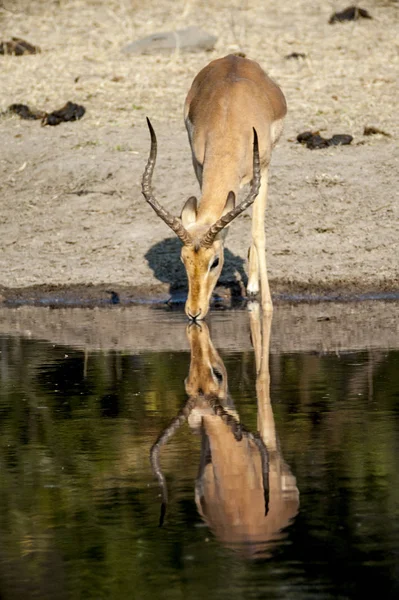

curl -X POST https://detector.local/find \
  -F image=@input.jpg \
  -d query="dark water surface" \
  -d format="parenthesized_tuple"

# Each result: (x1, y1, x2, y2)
(0, 305, 398, 600)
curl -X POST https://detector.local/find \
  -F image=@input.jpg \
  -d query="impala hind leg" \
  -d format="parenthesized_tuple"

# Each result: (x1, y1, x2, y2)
(247, 170, 272, 312)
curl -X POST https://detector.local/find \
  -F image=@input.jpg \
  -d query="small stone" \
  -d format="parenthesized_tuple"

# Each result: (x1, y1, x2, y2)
(122, 26, 217, 55)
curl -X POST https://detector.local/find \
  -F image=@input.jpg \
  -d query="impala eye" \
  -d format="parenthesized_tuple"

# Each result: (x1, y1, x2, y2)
(211, 257, 220, 270)
(212, 367, 224, 383)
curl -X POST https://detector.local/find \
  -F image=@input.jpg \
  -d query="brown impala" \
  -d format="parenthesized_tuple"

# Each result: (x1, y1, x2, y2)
(151, 305, 299, 557)
(142, 54, 286, 320)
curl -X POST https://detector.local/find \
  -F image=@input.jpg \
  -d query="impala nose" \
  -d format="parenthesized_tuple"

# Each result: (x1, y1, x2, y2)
(187, 308, 202, 322)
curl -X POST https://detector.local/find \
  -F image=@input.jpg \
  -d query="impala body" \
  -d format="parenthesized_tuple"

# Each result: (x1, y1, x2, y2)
(142, 54, 286, 319)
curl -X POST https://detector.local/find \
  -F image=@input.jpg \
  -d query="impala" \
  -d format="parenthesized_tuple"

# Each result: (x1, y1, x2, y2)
(151, 306, 299, 556)
(142, 54, 286, 319)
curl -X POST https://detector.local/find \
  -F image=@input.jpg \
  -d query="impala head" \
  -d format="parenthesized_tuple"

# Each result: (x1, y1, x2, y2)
(149, 320, 231, 526)
(141, 118, 261, 320)
(184, 320, 227, 400)
(180, 193, 236, 320)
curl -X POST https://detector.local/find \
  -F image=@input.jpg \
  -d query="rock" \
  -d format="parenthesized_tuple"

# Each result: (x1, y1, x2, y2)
(122, 26, 217, 55)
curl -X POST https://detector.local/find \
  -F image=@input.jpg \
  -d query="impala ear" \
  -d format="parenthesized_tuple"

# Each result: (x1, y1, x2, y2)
(222, 191, 235, 217)
(181, 196, 198, 228)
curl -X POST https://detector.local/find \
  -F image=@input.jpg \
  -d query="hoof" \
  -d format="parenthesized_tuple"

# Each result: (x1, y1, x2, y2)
(246, 283, 260, 297)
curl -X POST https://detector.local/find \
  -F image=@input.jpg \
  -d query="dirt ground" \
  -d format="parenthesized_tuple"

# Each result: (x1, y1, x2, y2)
(0, 0, 398, 305)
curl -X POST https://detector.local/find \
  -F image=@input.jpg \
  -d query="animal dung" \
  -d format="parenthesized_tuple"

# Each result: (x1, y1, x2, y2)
(363, 126, 391, 138)
(297, 131, 353, 150)
(42, 102, 86, 126)
(284, 52, 306, 60)
(0, 37, 40, 55)
(329, 6, 372, 24)
(8, 104, 46, 120)
(8, 101, 85, 126)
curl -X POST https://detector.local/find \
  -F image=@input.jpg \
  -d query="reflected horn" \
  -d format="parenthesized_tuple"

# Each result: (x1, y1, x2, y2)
(150, 399, 194, 526)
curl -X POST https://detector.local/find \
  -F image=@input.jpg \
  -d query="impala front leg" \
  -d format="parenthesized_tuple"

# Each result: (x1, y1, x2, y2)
(247, 170, 272, 312)
(247, 244, 259, 296)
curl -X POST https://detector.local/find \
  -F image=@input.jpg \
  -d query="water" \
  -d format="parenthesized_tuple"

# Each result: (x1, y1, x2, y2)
(0, 304, 398, 599)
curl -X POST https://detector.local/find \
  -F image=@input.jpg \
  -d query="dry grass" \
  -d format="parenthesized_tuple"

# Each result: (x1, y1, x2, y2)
(1, 0, 398, 138)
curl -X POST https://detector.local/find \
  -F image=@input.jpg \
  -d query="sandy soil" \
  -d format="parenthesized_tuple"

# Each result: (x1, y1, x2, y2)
(0, 0, 398, 304)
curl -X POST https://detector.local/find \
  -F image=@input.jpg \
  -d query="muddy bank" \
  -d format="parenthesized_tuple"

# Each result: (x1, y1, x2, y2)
(1, 281, 398, 309)
(0, 301, 398, 354)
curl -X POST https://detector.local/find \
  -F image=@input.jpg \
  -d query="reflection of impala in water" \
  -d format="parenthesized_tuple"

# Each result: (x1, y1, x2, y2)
(151, 304, 299, 556)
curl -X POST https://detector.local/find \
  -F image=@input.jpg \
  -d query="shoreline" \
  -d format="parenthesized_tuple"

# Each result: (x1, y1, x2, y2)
(1, 282, 399, 308)
(0, 300, 398, 354)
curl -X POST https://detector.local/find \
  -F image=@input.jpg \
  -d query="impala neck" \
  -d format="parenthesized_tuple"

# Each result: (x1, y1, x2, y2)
(196, 145, 242, 225)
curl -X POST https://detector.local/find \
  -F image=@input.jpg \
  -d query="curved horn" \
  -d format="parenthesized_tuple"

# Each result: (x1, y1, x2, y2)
(142, 117, 193, 246)
(247, 432, 270, 516)
(200, 128, 261, 248)
(150, 398, 195, 525)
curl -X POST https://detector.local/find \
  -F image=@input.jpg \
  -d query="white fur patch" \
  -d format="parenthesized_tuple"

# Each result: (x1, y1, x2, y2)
(247, 280, 259, 295)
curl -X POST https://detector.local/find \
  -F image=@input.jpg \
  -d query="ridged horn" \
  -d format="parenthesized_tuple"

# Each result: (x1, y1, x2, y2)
(142, 117, 193, 246)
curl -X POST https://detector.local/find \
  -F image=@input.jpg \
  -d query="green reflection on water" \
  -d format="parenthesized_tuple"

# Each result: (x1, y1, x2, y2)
(0, 327, 398, 599)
